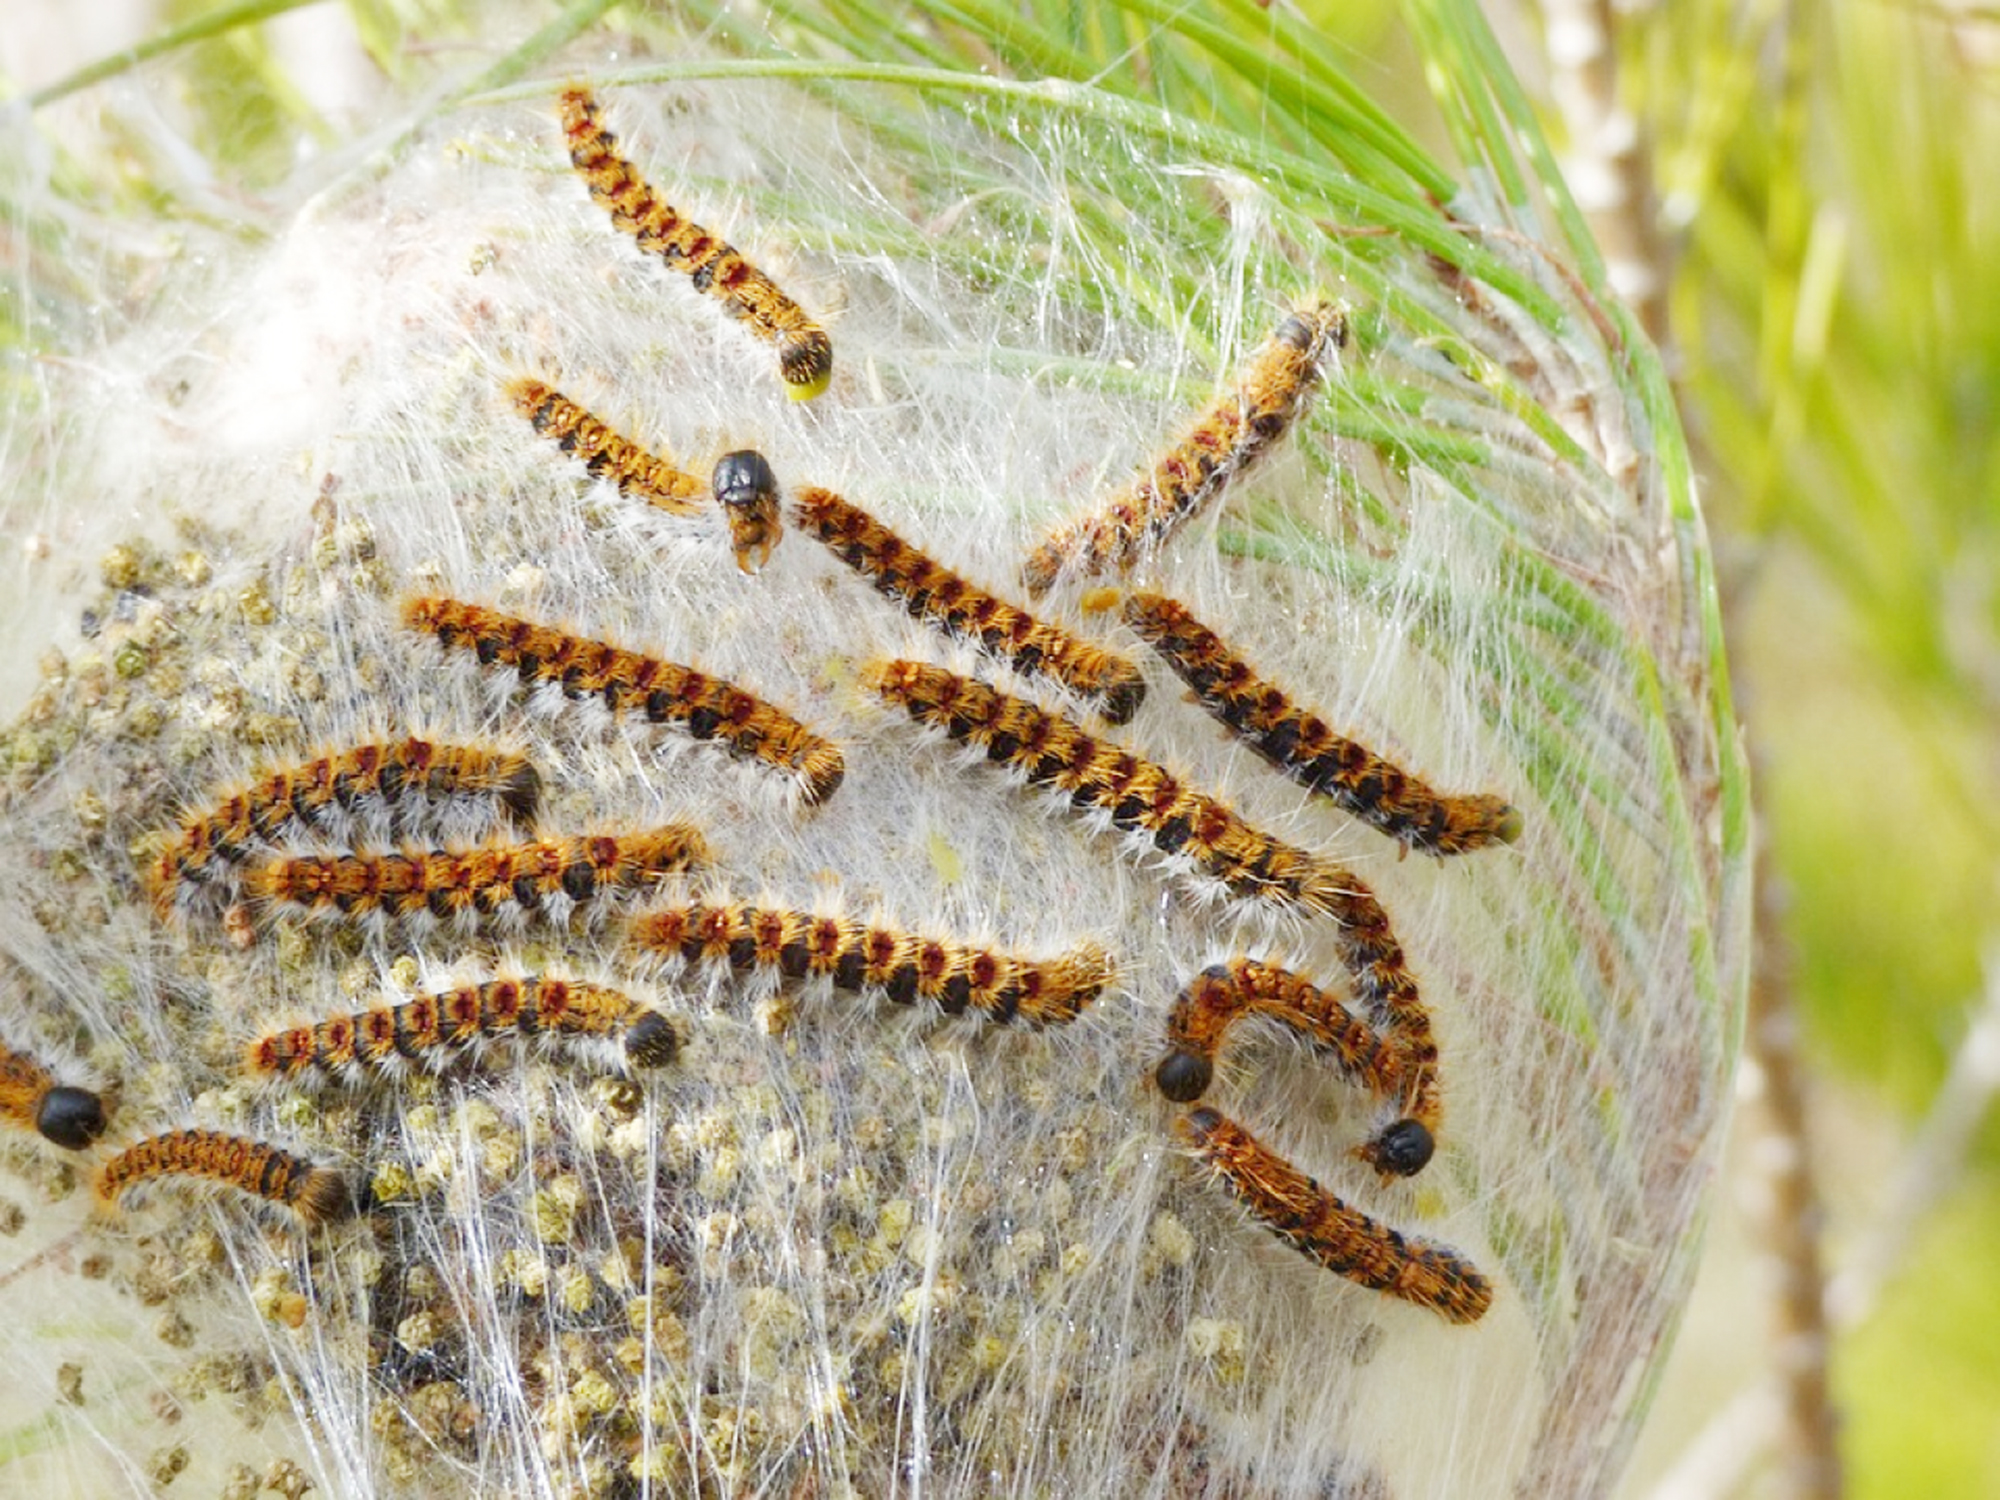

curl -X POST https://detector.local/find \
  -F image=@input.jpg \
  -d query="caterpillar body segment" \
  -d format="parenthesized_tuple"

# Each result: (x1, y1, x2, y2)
(242, 828, 709, 928)
(1156, 959, 1433, 1178)
(793, 484, 1145, 724)
(248, 977, 681, 1080)
(627, 901, 1111, 1028)
(400, 597, 844, 805)
(1177, 1107, 1491, 1324)
(559, 86, 833, 400)
(1022, 302, 1344, 592)
(508, 377, 706, 515)
(1122, 592, 1522, 856)
(96, 1129, 351, 1225)
(862, 659, 1350, 915)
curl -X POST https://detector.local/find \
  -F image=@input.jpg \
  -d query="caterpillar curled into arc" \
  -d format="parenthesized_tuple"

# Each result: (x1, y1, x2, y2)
(1022, 301, 1346, 593)
(508, 377, 707, 516)
(145, 737, 543, 911)
(96, 1129, 351, 1226)
(1156, 959, 1435, 1178)
(401, 596, 845, 806)
(626, 901, 1112, 1028)
(791, 482, 1146, 724)
(558, 84, 834, 401)
(240, 827, 710, 926)
(1121, 592, 1523, 857)
(0, 1039, 107, 1151)
(1176, 1106, 1491, 1325)
(247, 976, 680, 1080)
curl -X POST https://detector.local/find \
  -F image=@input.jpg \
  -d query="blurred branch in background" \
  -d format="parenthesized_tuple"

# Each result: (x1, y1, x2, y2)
(1518, 0, 2000, 1494)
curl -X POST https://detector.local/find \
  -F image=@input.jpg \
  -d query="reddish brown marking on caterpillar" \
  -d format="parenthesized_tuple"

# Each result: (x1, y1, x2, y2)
(145, 738, 541, 911)
(793, 485, 1145, 724)
(1123, 592, 1522, 856)
(241, 828, 709, 926)
(1022, 302, 1345, 592)
(559, 85, 833, 401)
(0, 1040, 106, 1151)
(95, 1129, 351, 1225)
(507, 377, 707, 516)
(711, 450, 783, 574)
(627, 902, 1110, 1028)
(249, 977, 680, 1079)
(1156, 959, 1433, 1178)
(1176, 1107, 1491, 1324)
(401, 597, 844, 805)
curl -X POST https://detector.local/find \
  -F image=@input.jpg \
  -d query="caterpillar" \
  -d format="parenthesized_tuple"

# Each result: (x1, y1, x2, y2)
(248, 976, 680, 1079)
(96, 1129, 351, 1225)
(1156, 959, 1434, 1178)
(559, 85, 834, 401)
(1176, 1107, 1491, 1324)
(793, 483, 1145, 724)
(626, 901, 1111, 1028)
(1122, 592, 1522, 856)
(712, 449, 783, 575)
(507, 377, 707, 516)
(401, 596, 844, 805)
(863, 658, 1352, 915)
(1022, 302, 1345, 592)
(146, 737, 542, 909)
(241, 828, 710, 926)
(0, 1039, 107, 1151)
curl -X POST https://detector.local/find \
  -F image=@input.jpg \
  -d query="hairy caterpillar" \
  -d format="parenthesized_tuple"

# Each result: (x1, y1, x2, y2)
(1122, 592, 1522, 856)
(1022, 302, 1345, 591)
(401, 596, 844, 805)
(96, 1129, 351, 1225)
(248, 977, 681, 1079)
(793, 483, 1145, 723)
(627, 900, 1112, 1028)
(507, 376, 707, 515)
(1177, 1107, 1491, 1324)
(241, 828, 710, 926)
(1157, 959, 1434, 1177)
(559, 85, 834, 401)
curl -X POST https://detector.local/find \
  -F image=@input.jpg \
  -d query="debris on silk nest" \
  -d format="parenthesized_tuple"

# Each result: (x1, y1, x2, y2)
(0, 45, 1736, 1500)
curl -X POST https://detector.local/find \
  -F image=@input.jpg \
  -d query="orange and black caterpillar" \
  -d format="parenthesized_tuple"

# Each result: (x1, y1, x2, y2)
(508, 377, 707, 516)
(864, 659, 1352, 914)
(248, 976, 679, 1078)
(96, 1129, 351, 1225)
(1123, 592, 1522, 856)
(1156, 960, 1433, 1178)
(627, 901, 1111, 1028)
(402, 597, 844, 805)
(712, 450, 783, 575)
(242, 828, 709, 925)
(793, 484, 1145, 724)
(0, 1039, 106, 1151)
(1177, 1107, 1491, 1324)
(1022, 302, 1345, 592)
(146, 737, 541, 908)
(559, 85, 834, 401)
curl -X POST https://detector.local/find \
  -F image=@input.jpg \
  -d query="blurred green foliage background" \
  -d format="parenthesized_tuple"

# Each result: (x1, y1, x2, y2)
(5, 0, 1996, 1495)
